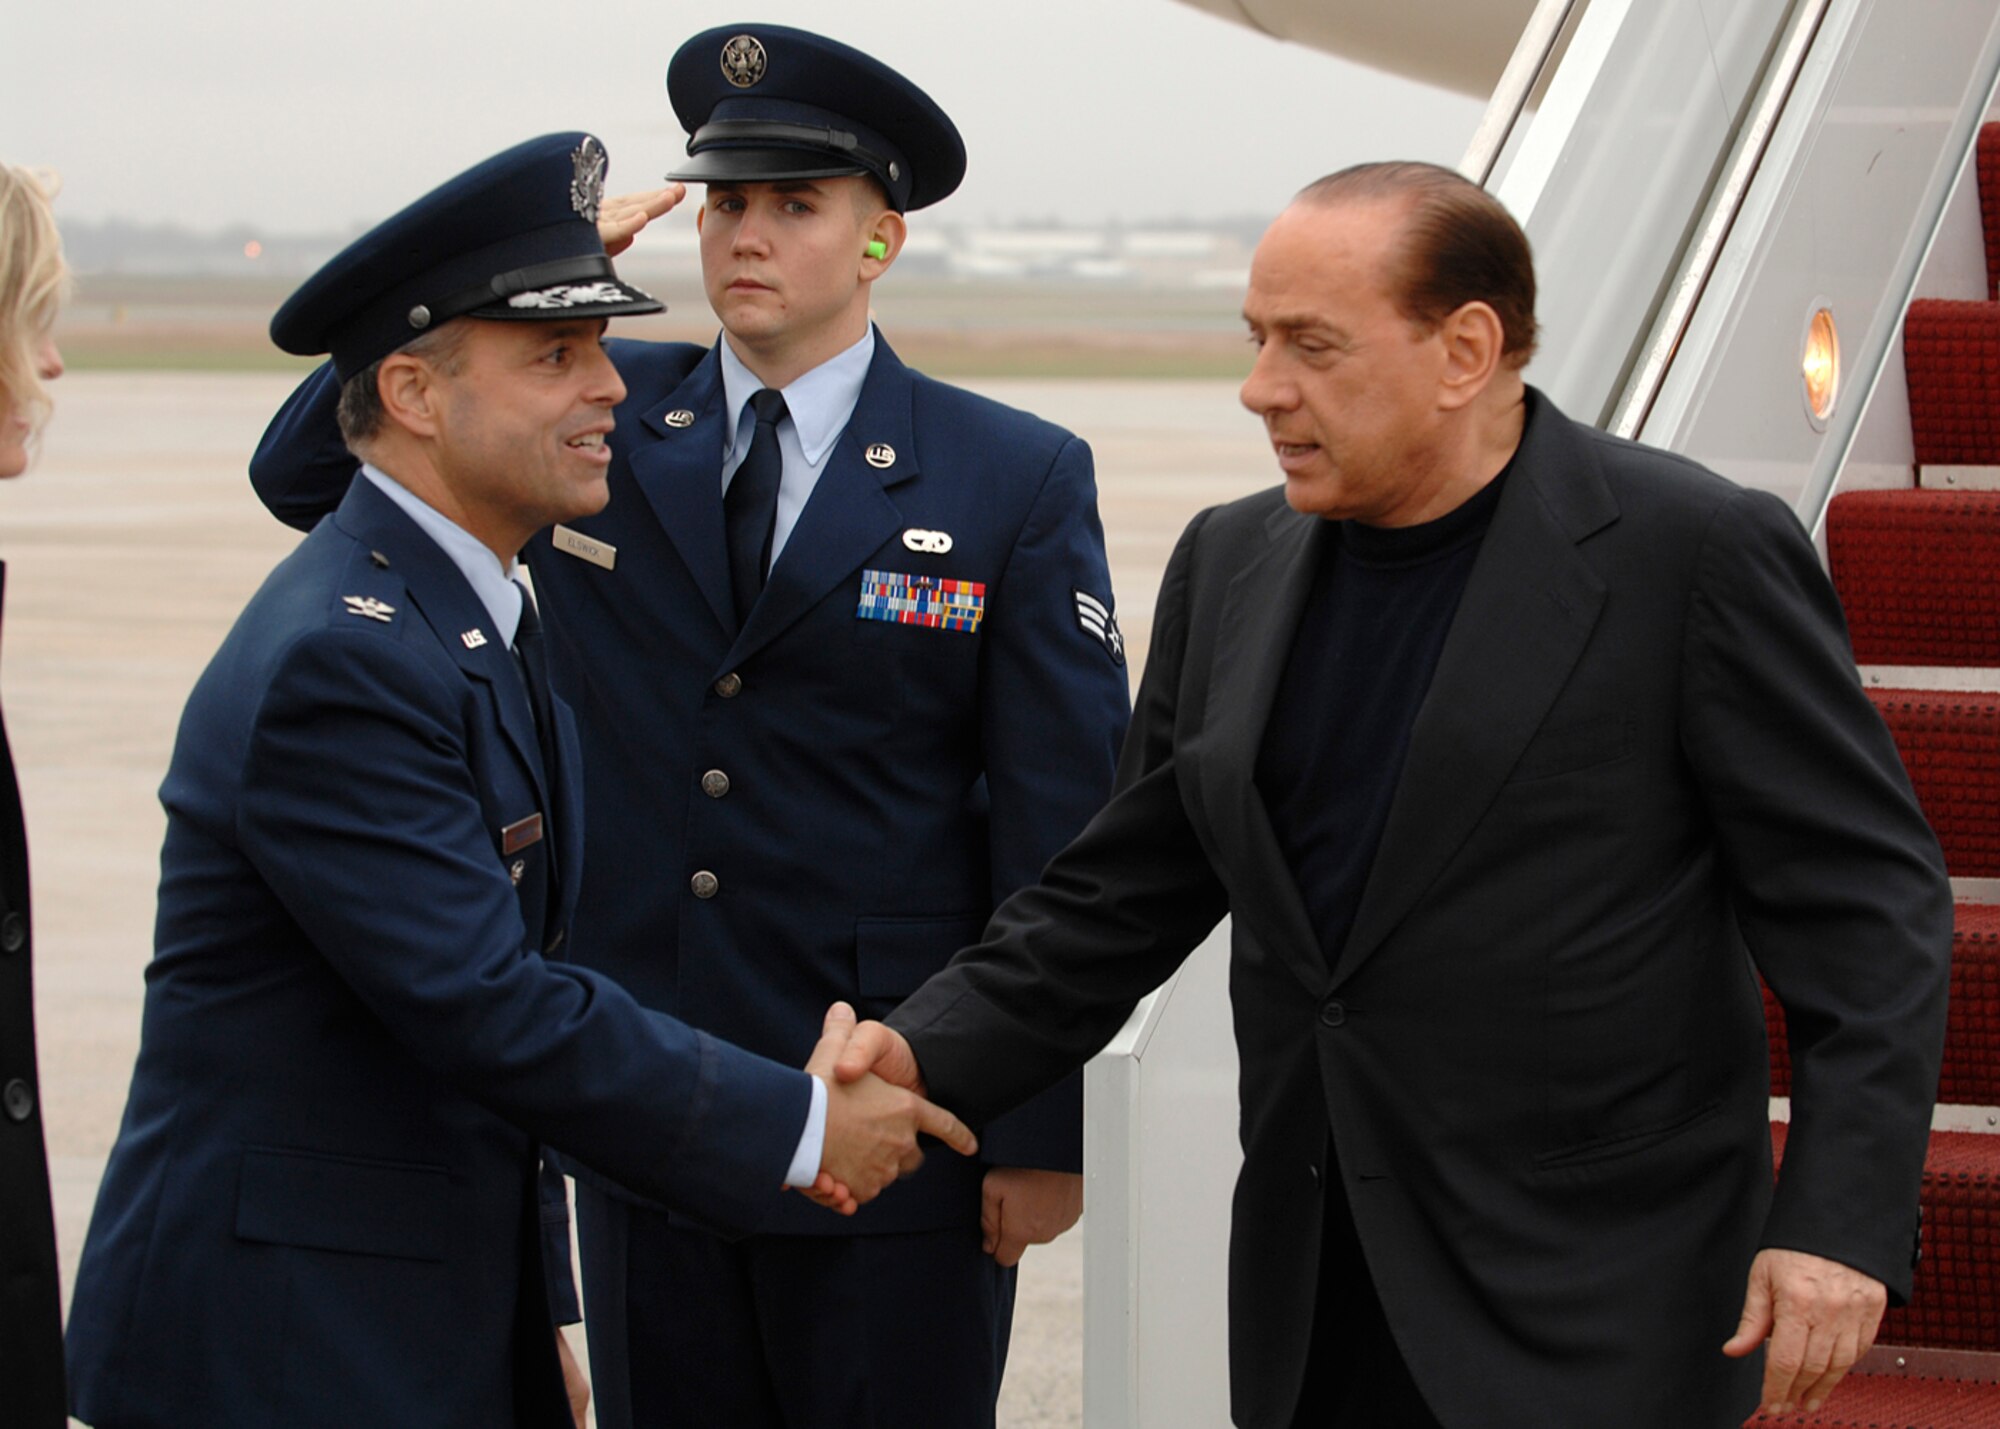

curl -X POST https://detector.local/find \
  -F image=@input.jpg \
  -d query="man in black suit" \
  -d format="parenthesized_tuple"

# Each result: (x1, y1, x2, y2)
(836, 162, 1953, 1428)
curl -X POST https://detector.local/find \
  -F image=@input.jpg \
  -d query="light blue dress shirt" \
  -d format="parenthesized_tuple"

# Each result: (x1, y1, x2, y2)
(359, 462, 829, 1188)
(718, 327, 875, 568)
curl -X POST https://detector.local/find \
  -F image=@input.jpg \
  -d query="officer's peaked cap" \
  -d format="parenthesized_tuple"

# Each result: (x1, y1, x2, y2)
(271, 132, 662, 382)
(666, 25, 965, 213)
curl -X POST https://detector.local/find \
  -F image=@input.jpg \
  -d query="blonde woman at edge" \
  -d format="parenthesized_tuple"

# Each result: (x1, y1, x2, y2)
(0, 161, 69, 1429)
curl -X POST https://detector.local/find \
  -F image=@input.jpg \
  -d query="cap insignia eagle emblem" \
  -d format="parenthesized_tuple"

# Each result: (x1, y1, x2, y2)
(721, 34, 767, 88)
(570, 136, 607, 222)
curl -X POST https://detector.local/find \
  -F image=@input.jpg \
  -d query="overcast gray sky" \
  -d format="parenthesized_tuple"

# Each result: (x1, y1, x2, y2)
(5, 0, 1483, 235)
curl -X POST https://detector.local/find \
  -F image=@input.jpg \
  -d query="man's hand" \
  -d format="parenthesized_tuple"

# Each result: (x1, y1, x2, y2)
(555, 1326, 589, 1429)
(981, 1167, 1083, 1266)
(833, 1017, 927, 1095)
(598, 184, 686, 257)
(1722, 1247, 1887, 1415)
(808, 1003, 976, 1209)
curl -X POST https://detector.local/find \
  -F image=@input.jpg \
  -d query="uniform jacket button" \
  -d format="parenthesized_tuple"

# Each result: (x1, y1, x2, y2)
(1319, 999, 1346, 1028)
(3, 1078, 34, 1123)
(714, 672, 743, 698)
(701, 770, 731, 799)
(0, 911, 23, 953)
(690, 871, 720, 899)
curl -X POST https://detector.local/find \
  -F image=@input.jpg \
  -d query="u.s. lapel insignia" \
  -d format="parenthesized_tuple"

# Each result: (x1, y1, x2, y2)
(462, 629, 488, 650)
(865, 442, 896, 469)
(342, 595, 396, 623)
(553, 524, 618, 570)
(1074, 589, 1125, 666)
(902, 528, 953, 555)
(664, 409, 696, 429)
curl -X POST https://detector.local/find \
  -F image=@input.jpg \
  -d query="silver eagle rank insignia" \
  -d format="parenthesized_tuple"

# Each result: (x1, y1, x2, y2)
(342, 595, 397, 624)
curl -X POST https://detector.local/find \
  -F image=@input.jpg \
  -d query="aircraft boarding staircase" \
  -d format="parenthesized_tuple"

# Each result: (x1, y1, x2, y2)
(1751, 121, 2000, 1428)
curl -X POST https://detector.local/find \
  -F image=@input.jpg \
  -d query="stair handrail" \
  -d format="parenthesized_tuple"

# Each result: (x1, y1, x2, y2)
(1460, 0, 1585, 185)
(1608, 0, 1834, 441)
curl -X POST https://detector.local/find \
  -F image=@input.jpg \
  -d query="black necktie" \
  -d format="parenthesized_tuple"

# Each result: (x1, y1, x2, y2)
(511, 580, 556, 749)
(724, 388, 788, 625)
(512, 580, 562, 944)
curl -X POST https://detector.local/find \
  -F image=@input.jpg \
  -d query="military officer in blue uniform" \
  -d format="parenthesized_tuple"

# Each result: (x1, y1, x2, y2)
(67, 132, 975, 1429)
(251, 27, 1131, 1428)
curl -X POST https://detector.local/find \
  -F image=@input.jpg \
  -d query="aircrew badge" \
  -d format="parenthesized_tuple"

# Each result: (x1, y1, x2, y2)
(1075, 589, 1124, 665)
(857, 569, 985, 633)
(721, 34, 768, 88)
(342, 595, 396, 623)
(570, 136, 607, 222)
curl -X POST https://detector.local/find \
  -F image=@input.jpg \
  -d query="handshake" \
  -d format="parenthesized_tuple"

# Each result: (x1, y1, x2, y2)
(793, 1001, 961, 1215)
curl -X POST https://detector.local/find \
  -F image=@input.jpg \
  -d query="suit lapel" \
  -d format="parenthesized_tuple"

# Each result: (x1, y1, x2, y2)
(331, 479, 549, 815)
(725, 338, 914, 667)
(626, 350, 736, 638)
(1201, 503, 1332, 997)
(1333, 397, 1618, 986)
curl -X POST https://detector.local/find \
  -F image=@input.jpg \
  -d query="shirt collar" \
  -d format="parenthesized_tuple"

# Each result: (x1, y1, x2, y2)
(717, 326, 875, 467)
(360, 463, 525, 647)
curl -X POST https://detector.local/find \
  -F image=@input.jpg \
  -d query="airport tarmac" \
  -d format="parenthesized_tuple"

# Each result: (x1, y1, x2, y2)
(13, 370, 1276, 1427)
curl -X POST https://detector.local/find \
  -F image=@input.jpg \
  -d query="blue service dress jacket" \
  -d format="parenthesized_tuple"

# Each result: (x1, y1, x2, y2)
(65, 476, 811, 1428)
(252, 331, 1131, 1236)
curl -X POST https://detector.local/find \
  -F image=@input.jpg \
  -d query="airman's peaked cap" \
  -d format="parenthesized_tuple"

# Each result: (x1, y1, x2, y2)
(665, 25, 966, 213)
(271, 132, 662, 381)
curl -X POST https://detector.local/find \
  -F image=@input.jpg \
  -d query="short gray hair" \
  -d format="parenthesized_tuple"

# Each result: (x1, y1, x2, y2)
(335, 321, 471, 452)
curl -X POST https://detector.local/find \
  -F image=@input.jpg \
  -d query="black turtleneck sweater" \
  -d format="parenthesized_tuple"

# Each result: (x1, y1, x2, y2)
(1254, 464, 1511, 967)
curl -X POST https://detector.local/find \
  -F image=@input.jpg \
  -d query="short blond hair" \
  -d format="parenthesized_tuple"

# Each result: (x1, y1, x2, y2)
(0, 164, 69, 451)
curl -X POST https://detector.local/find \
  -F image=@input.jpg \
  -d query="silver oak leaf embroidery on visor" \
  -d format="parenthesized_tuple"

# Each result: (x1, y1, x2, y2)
(507, 282, 630, 309)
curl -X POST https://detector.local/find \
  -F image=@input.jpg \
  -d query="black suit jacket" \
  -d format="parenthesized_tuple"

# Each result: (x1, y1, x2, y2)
(890, 390, 1953, 1429)
(0, 564, 65, 1428)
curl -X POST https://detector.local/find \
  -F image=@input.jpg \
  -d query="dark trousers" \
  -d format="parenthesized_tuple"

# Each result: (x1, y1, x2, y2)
(1290, 1151, 1443, 1429)
(576, 1180, 1015, 1428)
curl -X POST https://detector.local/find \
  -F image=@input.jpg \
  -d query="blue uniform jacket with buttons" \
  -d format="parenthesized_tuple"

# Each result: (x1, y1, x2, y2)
(252, 330, 1132, 1235)
(65, 476, 810, 1427)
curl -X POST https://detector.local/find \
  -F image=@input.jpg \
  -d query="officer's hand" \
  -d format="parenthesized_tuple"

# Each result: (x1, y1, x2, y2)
(819, 1069, 976, 1204)
(599, 184, 686, 257)
(555, 1326, 589, 1428)
(814, 1004, 975, 1206)
(981, 1167, 1083, 1266)
(833, 1017, 928, 1096)
(1722, 1247, 1887, 1415)
(792, 1003, 864, 1215)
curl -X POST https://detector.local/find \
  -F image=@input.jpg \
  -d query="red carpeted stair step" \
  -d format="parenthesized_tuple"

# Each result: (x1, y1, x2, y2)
(1868, 689, 2000, 876)
(1826, 489, 2000, 664)
(1981, 121, 2000, 301)
(1905, 301, 2000, 466)
(1766, 905, 2000, 1104)
(1746, 1369, 2000, 1427)
(1772, 1123, 2000, 1352)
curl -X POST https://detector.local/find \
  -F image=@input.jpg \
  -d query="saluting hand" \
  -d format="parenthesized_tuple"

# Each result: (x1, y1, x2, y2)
(597, 184, 687, 257)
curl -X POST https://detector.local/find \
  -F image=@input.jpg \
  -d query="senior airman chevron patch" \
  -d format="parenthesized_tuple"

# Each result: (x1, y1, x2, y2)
(1074, 589, 1124, 666)
(856, 569, 986, 632)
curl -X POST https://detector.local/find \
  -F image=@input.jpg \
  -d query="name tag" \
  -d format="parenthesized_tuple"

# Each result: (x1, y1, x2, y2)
(501, 813, 544, 855)
(552, 525, 616, 570)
